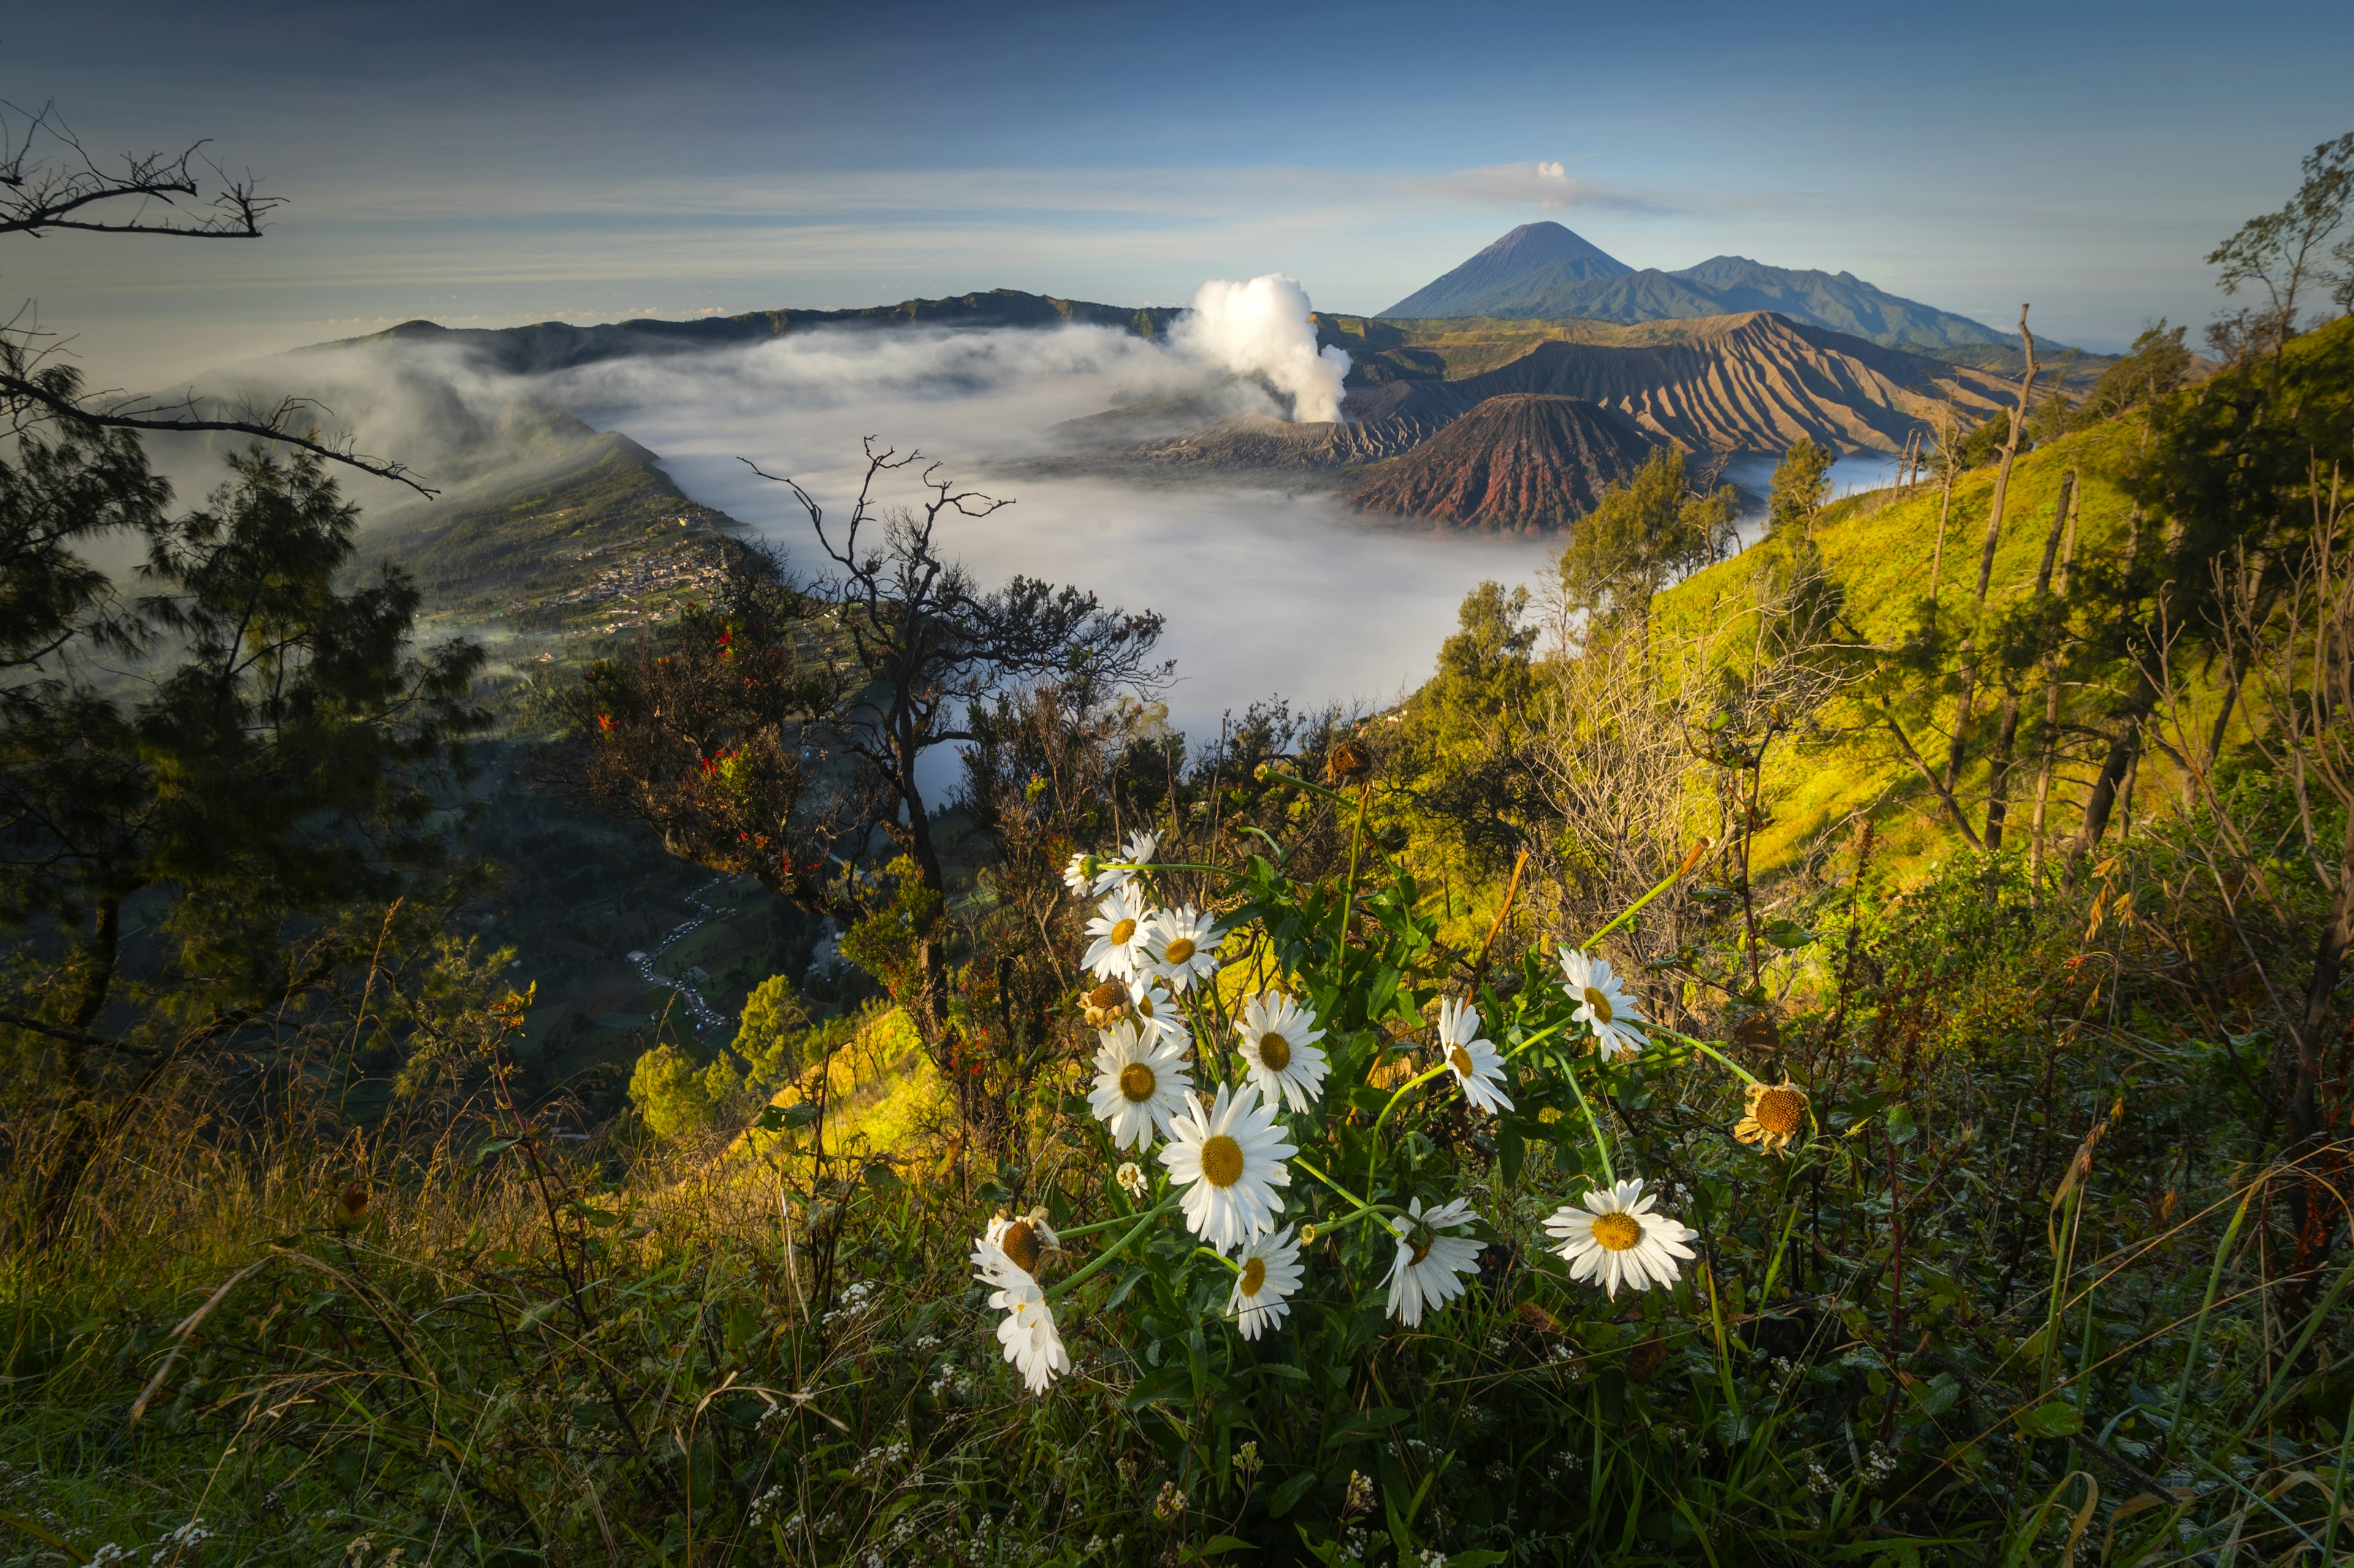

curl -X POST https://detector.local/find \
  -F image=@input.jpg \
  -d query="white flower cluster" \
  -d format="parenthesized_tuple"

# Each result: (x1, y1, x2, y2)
(967, 833, 1696, 1396)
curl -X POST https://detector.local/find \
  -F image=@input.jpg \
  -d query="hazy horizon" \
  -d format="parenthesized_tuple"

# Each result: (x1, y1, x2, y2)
(9, 0, 2351, 394)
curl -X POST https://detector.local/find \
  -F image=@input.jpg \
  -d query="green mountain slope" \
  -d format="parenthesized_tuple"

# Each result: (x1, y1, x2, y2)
(1653, 416, 2146, 874)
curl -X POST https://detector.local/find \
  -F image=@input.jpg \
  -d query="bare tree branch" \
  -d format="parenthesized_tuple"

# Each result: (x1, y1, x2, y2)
(0, 100, 280, 240)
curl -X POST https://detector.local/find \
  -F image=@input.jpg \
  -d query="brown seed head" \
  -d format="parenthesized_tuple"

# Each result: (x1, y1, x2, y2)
(1323, 738, 1373, 786)
(1752, 1084, 1807, 1136)
(999, 1219, 1045, 1276)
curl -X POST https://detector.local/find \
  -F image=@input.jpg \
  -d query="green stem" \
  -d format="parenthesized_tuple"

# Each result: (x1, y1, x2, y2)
(2160, 1185, 2252, 1466)
(1563, 1059, 1617, 1186)
(1332, 785, 1371, 969)
(1291, 1154, 1371, 1212)
(1651, 1027, 1763, 1087)
(1045, 1195, 1178, 1304)
(2325, 1371, 2354, 1565)
(1365, 1062, 1452, 1192)
(1193, 1246, 1241, 1274)
(1110, 861, 1240, 880)
(1057, 1207, 1155, 1241)
(1502, 1020, 1571, 1062)
(1577, 854, 1701, 950)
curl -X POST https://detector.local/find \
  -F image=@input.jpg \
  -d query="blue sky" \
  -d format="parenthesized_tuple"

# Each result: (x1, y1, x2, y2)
(9, 0, 2350, 381)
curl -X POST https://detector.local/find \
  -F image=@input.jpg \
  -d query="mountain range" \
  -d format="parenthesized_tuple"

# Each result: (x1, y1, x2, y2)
(1383, 223, 2022, 353)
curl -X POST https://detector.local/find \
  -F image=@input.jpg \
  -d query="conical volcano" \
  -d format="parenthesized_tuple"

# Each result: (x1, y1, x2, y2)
(1346, 394, 1657, 530)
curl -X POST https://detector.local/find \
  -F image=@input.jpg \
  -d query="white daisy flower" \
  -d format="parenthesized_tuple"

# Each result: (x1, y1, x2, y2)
(1089, 829, 1159, 896)
(1145, 905, 1222, 993)
(970, 1212, 1059, 1289)
(1127, 975, 1191, 1046)
(1081, 885, 1154, 983)
(1559, 948, 1647, 1060)
(1545, 1178, 1697, 1300)
(1086, 1021, 1194, 1151)
(1437, 998, 1514, 1114)
(1385, 1196, 1484, 1326)
(971, 1214, 1070, 1393)
(1061, 851, 1097, 897)
(1116, 1161, 1149, 1201)
(1227, 1226, 1305, 1340)
(1161, 1083, 1295, 1253)
(1238, 991, 1329, 1113)
(991, 1281, 1070, 1393)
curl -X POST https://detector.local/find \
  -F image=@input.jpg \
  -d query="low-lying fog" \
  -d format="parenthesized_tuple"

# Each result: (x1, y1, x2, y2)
(170, 281, 1906, 756)
(536, 318, 1561, 742)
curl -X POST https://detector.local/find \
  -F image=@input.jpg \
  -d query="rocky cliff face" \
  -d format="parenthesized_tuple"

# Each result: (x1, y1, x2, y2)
(1341, 312, 2015, 455)
(1346, 395, 1657, 529)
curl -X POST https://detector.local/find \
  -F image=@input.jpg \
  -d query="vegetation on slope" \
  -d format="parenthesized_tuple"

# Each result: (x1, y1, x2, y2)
(4, 110, 2354, 1568)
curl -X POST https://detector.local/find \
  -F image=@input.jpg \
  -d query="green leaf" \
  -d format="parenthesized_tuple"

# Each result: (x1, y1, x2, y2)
(976, 1179, 1014, 1204)
(779, 1102, 821, 1130)
(1187, 1537, 1255, 1559)
(1885, 1104, 1918, 1145)
(1266, 1469, 1318, 1518)
(1762, 918, 1818, 950)
(473, 1136, 520, 1165)
(2016, 1401, 2084, 1438)
(1326, 1406, 1408, 1444)
(1447, 1554, 1510, 1568)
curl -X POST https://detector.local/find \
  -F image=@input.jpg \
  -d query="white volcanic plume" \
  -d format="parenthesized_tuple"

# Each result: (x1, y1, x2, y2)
(1175, 273, 1350, 424)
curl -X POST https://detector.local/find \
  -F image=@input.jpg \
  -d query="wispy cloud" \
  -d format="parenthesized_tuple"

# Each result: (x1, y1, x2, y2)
(1400, 161, 1677, 215)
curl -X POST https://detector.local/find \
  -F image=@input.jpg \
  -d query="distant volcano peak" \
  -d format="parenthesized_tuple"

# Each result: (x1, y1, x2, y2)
(1476, 222, 1630, 270)
(1385, 223, 1634, 318)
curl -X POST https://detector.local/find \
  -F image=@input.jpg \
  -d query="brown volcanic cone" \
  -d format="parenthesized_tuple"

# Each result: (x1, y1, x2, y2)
(1347, 394, 1658, 530)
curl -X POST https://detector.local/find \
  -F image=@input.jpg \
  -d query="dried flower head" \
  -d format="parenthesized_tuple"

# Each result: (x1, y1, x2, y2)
(1323, 737, 1374, 786)
(1734, 1079, 1810, 1155)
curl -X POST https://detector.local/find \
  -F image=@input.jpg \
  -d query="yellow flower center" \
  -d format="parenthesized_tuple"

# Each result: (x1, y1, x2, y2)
(1591, 1212, 1642, 1252)
(1119, 1062, 1157, 1103)
(1199, 1134, 1244, 1187)
(1258, 1032, 1292, 1071)
(1239, 1257, 1267, 1296)
(1000, 1220, 1044, 1275)
(1447, 1044, 1476, 1078)
(1753, 1086, 1807, 1136)
(1109, 918, 1137, 946)
(1136, 993, 1156, 1018)
(1164, 937, 1196, 965)
(1582, 986, 1614, 1024)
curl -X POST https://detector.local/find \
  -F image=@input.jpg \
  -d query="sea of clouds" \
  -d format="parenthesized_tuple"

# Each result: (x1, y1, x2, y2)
(381, 275, 1563, 747)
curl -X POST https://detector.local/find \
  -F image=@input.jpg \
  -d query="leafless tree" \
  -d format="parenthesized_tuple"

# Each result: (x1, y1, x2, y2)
(0, 99, 430, 492)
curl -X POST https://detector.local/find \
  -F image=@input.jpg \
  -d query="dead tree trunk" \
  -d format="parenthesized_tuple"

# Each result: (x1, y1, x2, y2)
(2029, 482, 2081, 880)
(1941, 308, 2040, 803)
(1986, 469, 2076, 852)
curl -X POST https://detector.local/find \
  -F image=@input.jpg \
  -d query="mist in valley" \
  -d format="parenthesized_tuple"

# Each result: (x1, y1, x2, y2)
(196, 294, 1566, 747)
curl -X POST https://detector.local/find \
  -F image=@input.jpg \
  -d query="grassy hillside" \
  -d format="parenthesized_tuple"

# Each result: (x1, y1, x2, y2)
(1657, 414, 2149, 876)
